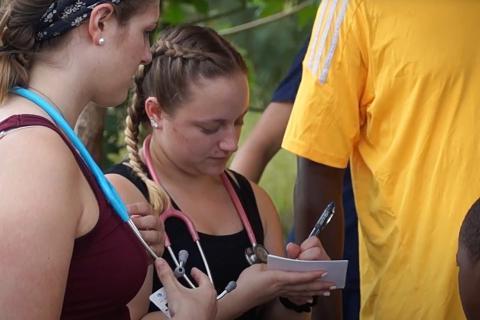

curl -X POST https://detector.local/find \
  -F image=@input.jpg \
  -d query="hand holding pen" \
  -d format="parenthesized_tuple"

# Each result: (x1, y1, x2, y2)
(283, 202, 336, 305)
(286, 202, 335, 260)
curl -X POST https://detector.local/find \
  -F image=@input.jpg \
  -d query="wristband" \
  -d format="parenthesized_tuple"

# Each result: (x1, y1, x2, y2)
(278, 296, 317, 313)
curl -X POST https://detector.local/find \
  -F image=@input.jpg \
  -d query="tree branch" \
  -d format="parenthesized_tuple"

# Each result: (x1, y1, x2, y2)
(187, 5, 246, 25)
(219, 0, 315, 36)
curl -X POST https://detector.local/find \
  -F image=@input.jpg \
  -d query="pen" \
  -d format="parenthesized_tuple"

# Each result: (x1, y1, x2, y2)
(308, 202, 335, 238)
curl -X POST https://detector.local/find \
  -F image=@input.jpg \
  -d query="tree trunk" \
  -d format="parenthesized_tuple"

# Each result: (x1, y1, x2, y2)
(75, 103, 106, 164)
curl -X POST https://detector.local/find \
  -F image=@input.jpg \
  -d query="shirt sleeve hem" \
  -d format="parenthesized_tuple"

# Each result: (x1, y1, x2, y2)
(282, 139, 348, 169)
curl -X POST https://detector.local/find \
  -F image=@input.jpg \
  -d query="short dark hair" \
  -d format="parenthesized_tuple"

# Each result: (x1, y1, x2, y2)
(460, 197, 480, 262)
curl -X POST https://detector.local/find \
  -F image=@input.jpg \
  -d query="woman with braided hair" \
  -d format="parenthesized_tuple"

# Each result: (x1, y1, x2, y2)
(107, 25, 336, 320)
(0, 1, 216, 319)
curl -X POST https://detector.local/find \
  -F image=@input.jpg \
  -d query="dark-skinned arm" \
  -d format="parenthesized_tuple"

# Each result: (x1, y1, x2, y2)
(294, 157, 345, 320)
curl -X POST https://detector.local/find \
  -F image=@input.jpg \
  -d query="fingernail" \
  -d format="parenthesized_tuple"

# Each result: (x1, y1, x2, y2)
(329, 286, 336, 290)
(156, 258, 166, 266)
(323, 291, 331, 297)
(321, 272, 328, 277)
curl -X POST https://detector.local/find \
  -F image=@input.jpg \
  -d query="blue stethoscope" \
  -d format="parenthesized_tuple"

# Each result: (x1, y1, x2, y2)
(12, 87, 159, 259)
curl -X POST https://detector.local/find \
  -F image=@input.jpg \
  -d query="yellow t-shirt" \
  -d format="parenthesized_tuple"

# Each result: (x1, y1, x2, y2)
(283, 0, 480, 319)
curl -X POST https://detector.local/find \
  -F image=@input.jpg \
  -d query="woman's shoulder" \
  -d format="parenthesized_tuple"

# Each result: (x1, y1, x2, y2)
(0, 123, 85, 187)
(0, 123, 85, 245)
(226, 169, 271, 206)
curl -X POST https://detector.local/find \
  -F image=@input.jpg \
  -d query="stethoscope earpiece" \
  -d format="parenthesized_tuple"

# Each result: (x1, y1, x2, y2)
(174, 266, 185, 278)
(174, 250, 189, 278)
(245, 247, 258, 265)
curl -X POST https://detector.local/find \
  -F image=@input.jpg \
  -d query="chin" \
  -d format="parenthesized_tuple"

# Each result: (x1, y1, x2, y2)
(97, 92, 129, 108)
(203, 164, 227, 176)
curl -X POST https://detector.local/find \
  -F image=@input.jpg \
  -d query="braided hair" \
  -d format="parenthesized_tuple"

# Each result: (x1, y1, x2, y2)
(124, 24, 247, 214)
(124, 64, 170, 214)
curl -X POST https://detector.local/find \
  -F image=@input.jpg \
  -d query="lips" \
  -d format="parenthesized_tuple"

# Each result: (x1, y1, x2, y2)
(210, 156, 228, 161)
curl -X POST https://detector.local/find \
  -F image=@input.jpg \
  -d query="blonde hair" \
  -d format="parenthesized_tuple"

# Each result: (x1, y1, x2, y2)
(0, 0, 35, 103)
(124, 65, 170, 214)
(124, 24, 247, 214)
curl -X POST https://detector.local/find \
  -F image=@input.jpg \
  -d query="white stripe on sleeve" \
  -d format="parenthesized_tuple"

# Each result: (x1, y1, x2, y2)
(307, 0, 350, 84)
(320, 0, 349, 83)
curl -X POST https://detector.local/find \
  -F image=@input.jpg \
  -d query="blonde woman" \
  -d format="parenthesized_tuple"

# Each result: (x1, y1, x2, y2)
(108, 25, 335, 320)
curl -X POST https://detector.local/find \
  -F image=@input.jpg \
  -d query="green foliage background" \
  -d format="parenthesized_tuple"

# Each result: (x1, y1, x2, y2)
(101, 0, 318, 231)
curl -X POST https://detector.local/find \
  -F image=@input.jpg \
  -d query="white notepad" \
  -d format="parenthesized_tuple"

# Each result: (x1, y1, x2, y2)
(267, 254, 349, 288)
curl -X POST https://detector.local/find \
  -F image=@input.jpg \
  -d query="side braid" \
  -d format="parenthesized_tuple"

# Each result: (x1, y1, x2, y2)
(124, 65, 170, 214)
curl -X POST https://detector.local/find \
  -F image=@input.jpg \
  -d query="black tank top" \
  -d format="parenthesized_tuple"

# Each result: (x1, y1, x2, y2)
(108, 163, 265, 319)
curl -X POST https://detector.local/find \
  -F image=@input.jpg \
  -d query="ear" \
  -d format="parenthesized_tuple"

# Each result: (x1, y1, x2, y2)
(87, 4, 116, 45)
(145, 96, 163, 121)
(474, 258, 480, 280)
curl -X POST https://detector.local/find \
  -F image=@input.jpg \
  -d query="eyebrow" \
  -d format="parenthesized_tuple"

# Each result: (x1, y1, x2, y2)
(193, 109, 249, 125)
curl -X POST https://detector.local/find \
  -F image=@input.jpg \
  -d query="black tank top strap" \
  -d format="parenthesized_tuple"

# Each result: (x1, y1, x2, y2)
(108, 162, 150, 200)
(224, 169, 264, 244)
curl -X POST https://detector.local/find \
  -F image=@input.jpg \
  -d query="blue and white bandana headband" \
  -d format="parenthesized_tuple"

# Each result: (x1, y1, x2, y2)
(36, 0, 121, 42)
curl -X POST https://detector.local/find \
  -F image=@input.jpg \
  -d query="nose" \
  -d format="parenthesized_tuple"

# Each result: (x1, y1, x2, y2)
(142, 44, 153, 65)
(219, 129, 238, 153)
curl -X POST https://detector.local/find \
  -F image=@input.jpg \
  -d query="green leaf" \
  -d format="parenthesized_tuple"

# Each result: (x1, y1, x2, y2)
(187, 0, 210, 14)
(161, 2, 186, 24)
(258, 0, 284, 17)
(296, 4, 317, 27)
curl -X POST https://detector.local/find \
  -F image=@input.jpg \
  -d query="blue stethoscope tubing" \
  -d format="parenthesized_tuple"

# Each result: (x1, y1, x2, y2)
(12, 87, 159, 260)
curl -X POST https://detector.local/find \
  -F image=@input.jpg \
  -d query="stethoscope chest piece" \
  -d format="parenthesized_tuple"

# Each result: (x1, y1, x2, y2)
(245, 244, 269, 265)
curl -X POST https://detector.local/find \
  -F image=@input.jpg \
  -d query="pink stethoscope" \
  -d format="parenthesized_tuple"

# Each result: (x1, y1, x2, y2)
(143, 134, 269, 289)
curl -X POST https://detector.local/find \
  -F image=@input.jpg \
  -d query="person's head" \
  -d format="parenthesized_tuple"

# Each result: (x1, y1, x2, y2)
(124, 24, 248, 213)
(457, 197, 480, 320)
(0, 0, 159, 105)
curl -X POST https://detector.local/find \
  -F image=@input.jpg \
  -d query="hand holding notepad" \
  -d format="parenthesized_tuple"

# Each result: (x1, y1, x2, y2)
(267, 201, 348, 289)
(267, 254, 349, 289)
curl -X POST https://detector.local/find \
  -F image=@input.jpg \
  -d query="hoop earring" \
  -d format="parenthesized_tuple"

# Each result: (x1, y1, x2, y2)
(98, 37, 106, 46)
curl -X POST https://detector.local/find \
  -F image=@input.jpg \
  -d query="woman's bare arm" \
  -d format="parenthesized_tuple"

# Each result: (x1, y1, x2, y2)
(0, 128, 88, 319)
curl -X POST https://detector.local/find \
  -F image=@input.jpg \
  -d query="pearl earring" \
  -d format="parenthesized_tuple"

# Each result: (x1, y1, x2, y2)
(150, 119, 159, 129)
(98, 37, 106, 46)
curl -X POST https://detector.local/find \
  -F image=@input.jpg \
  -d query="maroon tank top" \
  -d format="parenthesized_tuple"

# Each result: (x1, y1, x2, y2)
(0, 114, 149, 320)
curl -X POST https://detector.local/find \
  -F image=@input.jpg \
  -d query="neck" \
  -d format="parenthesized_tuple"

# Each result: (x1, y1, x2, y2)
(27, 62, 91, 127)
